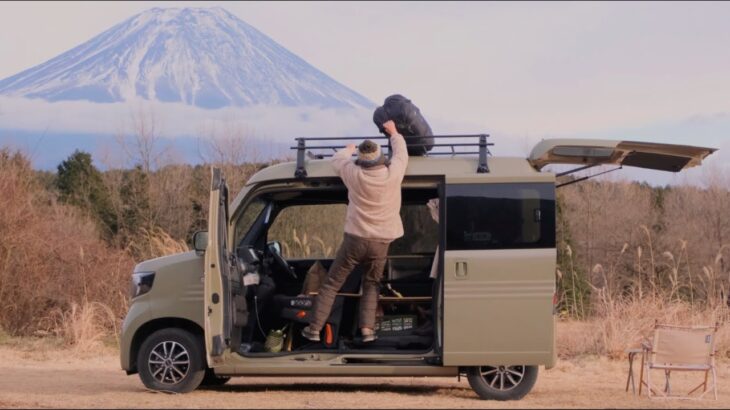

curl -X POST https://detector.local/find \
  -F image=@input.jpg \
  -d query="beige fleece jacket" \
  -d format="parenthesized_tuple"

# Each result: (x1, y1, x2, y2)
(331, 133, 409, 241)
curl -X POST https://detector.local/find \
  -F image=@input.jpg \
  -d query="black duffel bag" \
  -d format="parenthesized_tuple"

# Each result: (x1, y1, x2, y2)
(373, 94, 434, 156)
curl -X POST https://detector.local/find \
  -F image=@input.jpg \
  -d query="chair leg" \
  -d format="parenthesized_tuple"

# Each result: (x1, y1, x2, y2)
(689, 371, 708, 396)
(697, 367, 719, 400)
(625, 353, 632, 393)
(664, 370, 670, 394)
(638, 353, 646, 396)
(625, 352, 637, 394)
(646, 367, 666, 398)
(647, 366, 653, 398)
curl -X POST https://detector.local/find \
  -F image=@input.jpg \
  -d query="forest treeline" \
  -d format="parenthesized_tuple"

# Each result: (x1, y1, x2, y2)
(0, 144, 728, 356)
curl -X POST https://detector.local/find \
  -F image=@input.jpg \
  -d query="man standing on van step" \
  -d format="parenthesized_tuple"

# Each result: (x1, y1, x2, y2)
(302, 120, 408, 343)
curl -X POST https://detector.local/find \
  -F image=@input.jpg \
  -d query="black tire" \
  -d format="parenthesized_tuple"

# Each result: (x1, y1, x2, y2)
(466, 365, 538, 401)
(137, 328, 206, 393)
(200, 368, 231, 387)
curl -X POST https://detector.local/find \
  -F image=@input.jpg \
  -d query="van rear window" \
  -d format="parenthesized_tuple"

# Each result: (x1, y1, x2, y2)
(445, 183, 555, 250)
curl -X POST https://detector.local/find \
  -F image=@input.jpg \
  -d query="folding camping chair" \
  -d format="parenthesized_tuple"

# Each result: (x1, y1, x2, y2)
(639, 321, 719, 400)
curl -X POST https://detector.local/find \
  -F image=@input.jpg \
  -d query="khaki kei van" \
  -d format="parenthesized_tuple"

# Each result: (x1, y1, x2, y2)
(120, 135, 715, 400)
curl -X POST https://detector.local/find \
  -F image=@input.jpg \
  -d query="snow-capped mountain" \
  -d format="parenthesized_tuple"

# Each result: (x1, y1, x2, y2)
(0, 7, 373, 109)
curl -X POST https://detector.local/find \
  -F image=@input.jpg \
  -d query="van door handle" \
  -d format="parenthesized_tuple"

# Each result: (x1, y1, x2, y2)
(455, 261, 468, 279)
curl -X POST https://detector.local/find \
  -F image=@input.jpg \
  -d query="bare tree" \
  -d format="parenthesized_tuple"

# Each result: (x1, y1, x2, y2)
(196, 120, 261, 193)
(114, 104, 172, 173)
(196, 120, 258, 165)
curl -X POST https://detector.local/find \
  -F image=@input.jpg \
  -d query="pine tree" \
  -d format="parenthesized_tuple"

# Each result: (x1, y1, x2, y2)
(56, 150, 118, 238)
(119, 165, 153, 240)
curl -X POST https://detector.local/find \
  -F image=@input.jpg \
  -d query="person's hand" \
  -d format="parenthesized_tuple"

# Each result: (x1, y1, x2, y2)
(345, 143, 357, 151)
(382, 120, 397, 137)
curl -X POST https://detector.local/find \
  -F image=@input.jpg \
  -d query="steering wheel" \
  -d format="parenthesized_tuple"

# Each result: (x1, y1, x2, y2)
(267, 241, 298, 280)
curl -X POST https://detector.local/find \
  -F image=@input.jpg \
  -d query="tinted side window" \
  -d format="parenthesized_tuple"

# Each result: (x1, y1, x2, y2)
(389, 204, 439, 255)
(446, 183, 555, 250)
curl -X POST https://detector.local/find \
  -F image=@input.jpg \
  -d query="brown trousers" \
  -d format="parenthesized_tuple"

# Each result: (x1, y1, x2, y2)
(309, 233, 390, 331)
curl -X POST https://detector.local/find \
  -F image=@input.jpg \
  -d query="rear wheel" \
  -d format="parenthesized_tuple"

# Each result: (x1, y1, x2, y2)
(466, 365, 538, 400)
(137, 328, 206, 393)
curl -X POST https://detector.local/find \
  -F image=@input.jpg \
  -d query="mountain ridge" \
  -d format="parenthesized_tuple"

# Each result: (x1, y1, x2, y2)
(0, 7, 373, 109)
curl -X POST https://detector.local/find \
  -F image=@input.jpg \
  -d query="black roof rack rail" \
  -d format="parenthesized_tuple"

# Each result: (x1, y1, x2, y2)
(291, 134, 493, 178)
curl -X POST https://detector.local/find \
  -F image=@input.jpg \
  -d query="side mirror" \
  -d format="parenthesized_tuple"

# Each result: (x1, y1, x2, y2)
(192, 231, 208, 254)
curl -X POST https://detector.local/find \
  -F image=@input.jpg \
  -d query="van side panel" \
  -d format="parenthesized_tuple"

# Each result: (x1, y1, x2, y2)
(443, 248, 556, 366)
(441, 181, 557, 367)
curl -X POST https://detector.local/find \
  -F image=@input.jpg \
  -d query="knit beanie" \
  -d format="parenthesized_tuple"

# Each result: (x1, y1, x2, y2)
(356, 140, 387, 168)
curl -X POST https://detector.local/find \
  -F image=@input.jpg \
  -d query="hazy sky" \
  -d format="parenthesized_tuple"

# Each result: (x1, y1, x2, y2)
(1, 1, 729, 180)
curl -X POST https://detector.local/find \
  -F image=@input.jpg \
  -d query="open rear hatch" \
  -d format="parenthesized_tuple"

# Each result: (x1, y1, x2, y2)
(529, 139, 716, 172)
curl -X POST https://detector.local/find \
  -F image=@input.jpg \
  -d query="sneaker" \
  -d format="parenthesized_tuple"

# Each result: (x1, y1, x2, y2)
(361, 328, 378, 343)
(301, 326, 320, 342)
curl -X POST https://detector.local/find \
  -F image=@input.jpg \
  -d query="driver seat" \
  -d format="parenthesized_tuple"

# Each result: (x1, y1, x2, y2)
(274, 262, 365, 349)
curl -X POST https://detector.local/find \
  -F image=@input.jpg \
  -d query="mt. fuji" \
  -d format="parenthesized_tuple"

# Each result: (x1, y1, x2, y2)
(0, 7, 373, 109)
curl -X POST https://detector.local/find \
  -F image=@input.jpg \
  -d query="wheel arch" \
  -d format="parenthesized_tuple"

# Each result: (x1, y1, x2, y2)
(127, 317, 204, 374)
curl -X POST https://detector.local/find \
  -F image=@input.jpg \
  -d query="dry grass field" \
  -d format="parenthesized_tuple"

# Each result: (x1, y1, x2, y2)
(0, 325, 728, 409)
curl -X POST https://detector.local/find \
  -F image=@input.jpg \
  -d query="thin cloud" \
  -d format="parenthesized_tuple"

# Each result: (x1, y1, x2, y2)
(0, 96, 375, 140)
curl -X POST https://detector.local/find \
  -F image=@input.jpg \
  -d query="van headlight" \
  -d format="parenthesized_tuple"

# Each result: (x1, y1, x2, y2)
(130, 271, 155, 299)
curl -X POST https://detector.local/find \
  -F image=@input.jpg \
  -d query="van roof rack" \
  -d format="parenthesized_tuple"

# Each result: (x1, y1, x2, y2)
(291, 134, 493, 178)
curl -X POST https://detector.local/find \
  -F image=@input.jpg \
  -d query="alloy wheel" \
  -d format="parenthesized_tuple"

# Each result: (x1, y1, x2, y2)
(477, 365, 526, 391)
(148, 341, 190, 385)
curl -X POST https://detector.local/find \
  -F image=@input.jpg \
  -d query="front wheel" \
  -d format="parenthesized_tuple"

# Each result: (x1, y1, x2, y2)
(466, 365, 538, 400)
(137, 328, 206, 393)
(200, 368, 231, 387)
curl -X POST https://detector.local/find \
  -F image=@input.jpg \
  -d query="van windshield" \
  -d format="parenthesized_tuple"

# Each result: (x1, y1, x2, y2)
(233, 197, 266, 246)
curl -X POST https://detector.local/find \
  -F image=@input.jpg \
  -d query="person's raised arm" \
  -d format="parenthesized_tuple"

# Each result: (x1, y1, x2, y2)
(383, 120, 408, 178)
(331, 143, 358, 184)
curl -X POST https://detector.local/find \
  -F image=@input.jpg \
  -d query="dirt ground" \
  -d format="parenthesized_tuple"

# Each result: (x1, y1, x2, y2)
(0, 344, 728, 409)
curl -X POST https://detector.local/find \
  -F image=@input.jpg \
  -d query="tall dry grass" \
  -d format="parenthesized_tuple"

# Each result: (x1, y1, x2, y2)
(557, 178, 730, 359)
(50, 301, 119, 352)
(558, 298, 729, 360)
(0, 146, 263, 349)
(0, 149, 134, 346)
(126, 226, 190, 261)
